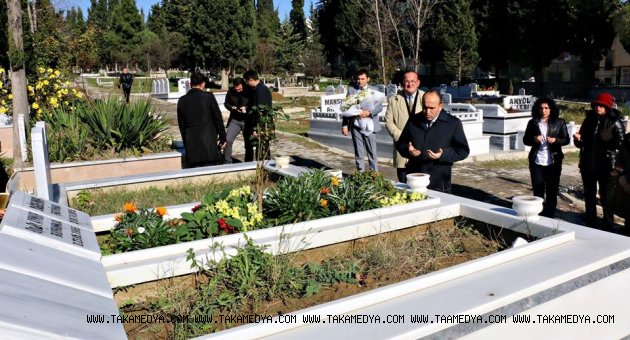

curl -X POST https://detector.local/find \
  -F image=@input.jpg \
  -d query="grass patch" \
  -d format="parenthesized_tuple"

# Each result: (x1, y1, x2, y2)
(275, 117, 310, 135)
(71, 177, 253, 216)
(84, 77, 178, 93)
(283, 134, 322, 149)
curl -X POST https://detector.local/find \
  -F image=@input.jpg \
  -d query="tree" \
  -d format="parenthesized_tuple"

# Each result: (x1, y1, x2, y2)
(615, 3, 630, 52)
(6, 0, 29, 166)
(405, 0, 443, 72)
(289, 0, 307, 42)
(275, 22, 303, 76)
(303, 3, 327, 85)
(104, 0, 145, 67)
(440, 0, 479, 82)
(188, 0, 256, 89)
(0, 0, 9, 68)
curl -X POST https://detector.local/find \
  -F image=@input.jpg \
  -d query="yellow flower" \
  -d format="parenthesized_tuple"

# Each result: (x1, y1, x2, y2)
(54, 70, 60, 77)
(37, 109, 42, 115)
(155, 207, 167, 217)
(8, 94, 13, 100)
(331, 177, 340, 186)
(320, 199, 328, 207)
(0, 68, 4, 73)
(43, 80, 49, 85)
(27, 85, 33, 92)
(38, 67, 45, 74)
(0, 107, 7, 114)
(49, 97, 58, 106)
(47, 68, 53, 74)
(31, 102, 39, 110)
(76, 92, 83, 98)
(123, 202, 137, 213)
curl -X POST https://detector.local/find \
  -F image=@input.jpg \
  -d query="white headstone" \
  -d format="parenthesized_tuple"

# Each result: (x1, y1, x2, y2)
(376, 84, 386, 94)
(503, 95, 534, 112)
(18, 114, 27, 163)
(320, 93, 346, 113)
(439, 84, 447, 93)
(442, 93, 453, 105)
(9, 192, 93, 231)
(519, 88, 526, 96)
(386, 84, 398, 98)
(178, 78, 190, 93)
(469, 83, 478, 93)
(335, 85, 346, 94)
(0, 206, 100, 260)
(31, 125, 52, 201)
(325, 85, 335, 95)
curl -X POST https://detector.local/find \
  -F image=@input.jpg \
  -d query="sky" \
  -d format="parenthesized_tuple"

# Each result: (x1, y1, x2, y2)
(62, 0, 314, 21)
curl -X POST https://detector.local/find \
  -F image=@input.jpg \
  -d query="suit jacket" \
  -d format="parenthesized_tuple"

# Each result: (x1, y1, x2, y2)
(396, 109, 470, 191)
(177, 88, 226, 166)
(247, 82, 273, 129)
(341, 85, 383, 133)
(386, 90, 424, 168)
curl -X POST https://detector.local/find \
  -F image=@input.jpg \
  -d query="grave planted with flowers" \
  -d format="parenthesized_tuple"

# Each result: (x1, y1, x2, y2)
(100, 170, 427, 254)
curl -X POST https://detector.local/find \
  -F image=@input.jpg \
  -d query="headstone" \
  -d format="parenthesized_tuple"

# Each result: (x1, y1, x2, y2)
(335, 85, 346, 94)
(519, 88, 526, 95)
(503, 95, 534, 112)
(9, 192, 93, 231)
(376, 84, 386, 94)
(386, 84, 398, 98)
(0, 205, 100, 260)
(178, 78, 190, 93)
(469, 83, 478, 93)
(450, 81, 459, 87)
(439, 84, 447, 93)
(320, 93, 346, 113)
(442, 93, 453, 105)
(18, 114, 27, 163)
(325, 85, 335, 95)
(31, 124, 52, 201)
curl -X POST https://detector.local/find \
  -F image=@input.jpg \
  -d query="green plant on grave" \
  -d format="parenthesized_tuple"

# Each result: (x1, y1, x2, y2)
(263, 170, 426, 226)
(71, 190, 95, 214)
(251, 103, 289, 209)
(77, 97, 170, 153)
(104, 203, 176, 254)
(179, 186, 263, 241)
(41, 106, 94, 162)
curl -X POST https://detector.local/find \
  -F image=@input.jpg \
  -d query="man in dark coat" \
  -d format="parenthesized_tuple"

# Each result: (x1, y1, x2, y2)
(396, 89, 470, 193)
(177, 73, 226, 168)
(118, 67, 133, 103)
(243, 70, 273, 161)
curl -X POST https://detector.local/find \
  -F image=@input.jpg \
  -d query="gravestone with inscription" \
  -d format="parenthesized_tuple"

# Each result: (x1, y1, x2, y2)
(386, 84, 398, 98)
(376, 84, 386, 94)
(325, 85, 335, 95)
(0, 193, 100, 260)
(503, 95, 534, 111)
(519, 88, 526, 96)
(178, 78, 191, 93)
(442, 93, 453, 105)
(336, 85, 346, 94)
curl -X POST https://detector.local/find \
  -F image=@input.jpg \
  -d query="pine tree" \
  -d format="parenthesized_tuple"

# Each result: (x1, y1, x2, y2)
(104, 0, 145, 67)
(289, 0, 307, 43)
(441, 0, 479, 82)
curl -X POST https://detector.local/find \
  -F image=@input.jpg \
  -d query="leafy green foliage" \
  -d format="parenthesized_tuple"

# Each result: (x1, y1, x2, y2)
(77, 97, 170, 153)
(103, 204, 173, 255)
(42, 106, 94, 162)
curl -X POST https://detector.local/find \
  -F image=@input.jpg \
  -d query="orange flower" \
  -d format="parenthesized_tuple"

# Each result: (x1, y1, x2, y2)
(123, 202, 137, 213)
(156, 207, 167, 217)
(320, 199, 328, 207)
(114, 214, 123, 223)
(331, 177, 340, 186)
(125, 228, 134, 237)
(320, 187, 330, 195)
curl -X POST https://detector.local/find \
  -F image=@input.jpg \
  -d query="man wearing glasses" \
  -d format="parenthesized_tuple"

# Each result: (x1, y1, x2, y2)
(386, 71, 424, 183)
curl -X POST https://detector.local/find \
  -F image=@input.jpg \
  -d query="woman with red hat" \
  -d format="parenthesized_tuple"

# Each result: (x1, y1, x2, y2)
(573, 92, 625, 230)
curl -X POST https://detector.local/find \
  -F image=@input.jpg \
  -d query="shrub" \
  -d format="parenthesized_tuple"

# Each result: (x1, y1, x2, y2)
(77, 97, 170, 153)
(42, 106, 95, 162)
(104, 203, 175, 254)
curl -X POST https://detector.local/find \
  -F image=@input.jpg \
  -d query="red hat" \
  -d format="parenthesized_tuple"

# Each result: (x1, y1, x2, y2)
(591, 92, 615, 111)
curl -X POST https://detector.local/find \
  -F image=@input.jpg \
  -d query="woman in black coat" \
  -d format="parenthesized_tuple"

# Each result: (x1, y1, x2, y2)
(523, 98, 569, 218)
(573, 92, 625, 230)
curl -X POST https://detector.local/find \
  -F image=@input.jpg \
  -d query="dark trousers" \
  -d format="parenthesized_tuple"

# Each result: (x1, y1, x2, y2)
(122, 87, 131, 103)
(397, 168, 407, 183)
(581, 170, 616, 229)
(529, 162, 562, 218)
(243, 125, 255, 162)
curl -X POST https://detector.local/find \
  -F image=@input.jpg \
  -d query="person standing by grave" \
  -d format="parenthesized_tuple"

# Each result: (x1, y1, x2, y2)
(341, 69, 383, 172)
(177, 73, 226, 168)
(223, 78, 249, 164)
(386, 70, 424, 183)
(613, 132, 630, 235)
(395, 90, 470, 193)
(573, 92, 625, 230)
(243, 70, 272, 161)
(118, 67, 133, 104)
(522, 98, 569, 218)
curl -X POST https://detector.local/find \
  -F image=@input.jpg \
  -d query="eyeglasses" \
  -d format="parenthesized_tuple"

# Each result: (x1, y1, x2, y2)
(403, 80, 417, 84)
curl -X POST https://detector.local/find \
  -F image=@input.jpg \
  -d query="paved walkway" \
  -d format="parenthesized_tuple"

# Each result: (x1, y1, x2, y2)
(83, 82, 625, 232)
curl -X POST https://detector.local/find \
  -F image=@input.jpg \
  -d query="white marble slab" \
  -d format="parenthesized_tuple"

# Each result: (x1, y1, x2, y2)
(0, 268, 125, 340)
(0, 208, 100, 261)
(0, 234, 111, 297)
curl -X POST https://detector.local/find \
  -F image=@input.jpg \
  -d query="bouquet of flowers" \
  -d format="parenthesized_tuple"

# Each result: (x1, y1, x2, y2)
(341, 88, 385, 135)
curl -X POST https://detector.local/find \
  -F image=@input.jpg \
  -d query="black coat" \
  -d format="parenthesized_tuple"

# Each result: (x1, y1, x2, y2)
(119, 73, 133, 89)
(177, 88, 226, 166)
(574, 109, 625, 173)
(224, 87, 249, 123)
(247, 82, 273, 129)
(396, 109, 470, 192)
(523, 117, 570, 165)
